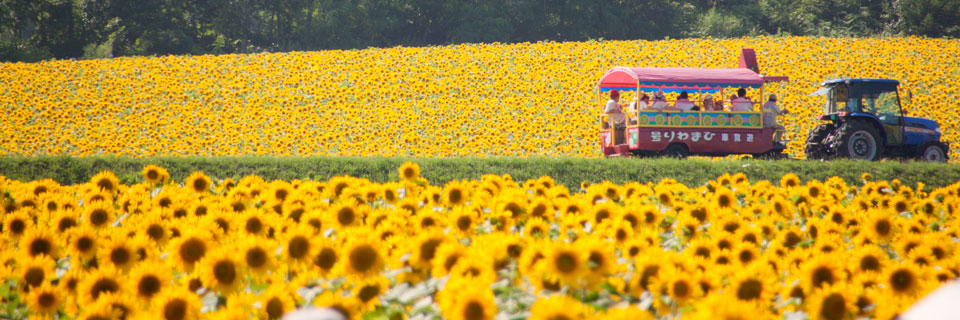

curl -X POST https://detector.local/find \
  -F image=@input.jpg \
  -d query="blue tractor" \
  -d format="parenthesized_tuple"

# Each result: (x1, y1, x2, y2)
(804, 79, 948, 162)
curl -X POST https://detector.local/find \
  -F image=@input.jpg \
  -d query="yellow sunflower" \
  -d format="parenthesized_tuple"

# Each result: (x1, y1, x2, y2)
(18, 254, 56, 290)
(142, 164, 170, 185)
(152, 286, 202, 320)
(398, 161, 421, 181)
(25, 282, 62, 315)
(184, 171, 212, 194)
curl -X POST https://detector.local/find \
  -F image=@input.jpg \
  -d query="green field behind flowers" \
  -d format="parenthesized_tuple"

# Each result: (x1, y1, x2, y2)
(1, 156, 957, 189)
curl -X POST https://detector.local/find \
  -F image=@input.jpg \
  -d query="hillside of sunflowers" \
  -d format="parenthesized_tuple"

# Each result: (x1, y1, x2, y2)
(1, 164, 958, 319)
(2, 36, 960, 159)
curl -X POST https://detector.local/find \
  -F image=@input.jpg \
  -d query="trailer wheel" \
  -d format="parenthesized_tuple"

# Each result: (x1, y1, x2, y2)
(663, 144, 689, 159)
(834, 120, 883, 161)
(918, 144, 947, 163)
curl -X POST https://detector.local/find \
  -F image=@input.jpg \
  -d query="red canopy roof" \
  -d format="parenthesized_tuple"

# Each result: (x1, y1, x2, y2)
(597, 67, 765, 89)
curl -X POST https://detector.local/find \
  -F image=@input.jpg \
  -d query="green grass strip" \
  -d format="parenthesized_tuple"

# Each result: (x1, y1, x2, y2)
(1, 156, 958, 190)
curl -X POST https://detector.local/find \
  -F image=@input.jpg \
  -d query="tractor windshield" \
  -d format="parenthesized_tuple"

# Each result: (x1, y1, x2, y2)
(823, 84, 848, 114)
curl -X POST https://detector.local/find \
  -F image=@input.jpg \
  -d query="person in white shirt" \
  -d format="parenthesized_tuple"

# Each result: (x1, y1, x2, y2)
(762, 94, 789, 141)
(650, 91, 667, 111)
(604, 90, 626, 128)
(702, 94, 719, 111)
(731, 88, 754, 111)
(673, 91, 695, 111)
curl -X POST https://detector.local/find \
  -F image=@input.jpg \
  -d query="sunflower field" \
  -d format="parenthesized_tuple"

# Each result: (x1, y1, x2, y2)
(0, 162, 956, 319)
(2, 36, 960, 159)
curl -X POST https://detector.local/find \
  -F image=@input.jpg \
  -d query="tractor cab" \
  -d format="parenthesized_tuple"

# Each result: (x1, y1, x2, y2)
(805, 79, 948, 161)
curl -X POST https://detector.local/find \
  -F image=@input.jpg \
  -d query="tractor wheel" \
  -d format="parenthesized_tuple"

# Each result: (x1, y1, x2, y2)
(918, 144, 947, 163)
(662, 144, 689, 159)
(804, 124, 833, 160)
(834, 120, 884, 161)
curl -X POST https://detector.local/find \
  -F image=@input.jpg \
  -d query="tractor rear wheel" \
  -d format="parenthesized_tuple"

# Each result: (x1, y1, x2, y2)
(804, 124, 833, 160)
(918, 144, 947, 162)
(834, 120, 884, 161)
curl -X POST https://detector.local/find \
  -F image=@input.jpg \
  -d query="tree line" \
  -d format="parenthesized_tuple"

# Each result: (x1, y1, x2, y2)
(2, 0, 958, 62)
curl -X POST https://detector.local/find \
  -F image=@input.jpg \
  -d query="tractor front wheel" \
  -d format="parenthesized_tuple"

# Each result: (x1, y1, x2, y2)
(834, 120, 884, 161)
(918, 144, 947, 163)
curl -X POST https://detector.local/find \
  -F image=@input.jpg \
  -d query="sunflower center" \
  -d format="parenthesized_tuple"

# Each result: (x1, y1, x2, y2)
(188, 279, 202, 292)
(444, 254, 462, 272)
(673, 280, 691, 298)
(615, 229, 627, 241)
(718, 194, 732, 208)
(555, 252, 578, 274)
(820, 293, 846, 320)
(24, 267, 45, 287)
(357, 284, 381, 302)
(349, 245, 378, 273)
(245, 218, 263, 234)
(875, 220, 891, 236)
(266, 297, 284, 319)
(77, 236, 94, 252)
(213, 260, 237, 285)
(58, 218, 77, 232)
(29, 239, 52, 257)
(507, 244, 523, 258)
(315, 247, 338, 270)
(448, 189, 463, 204)
(91, 278, 120, 300)
(403, 167, 416, 179)
(889, 269, 915, 292)
(531, 204, 547, 218)
(588, 252, 604, 271)
(246, 247, 268, 268)
(595, 210, 610, 224)
(146, 170, 159, 180)
(138, 275, 161, 298)
(97, 179, 114, 191)
(179, 238, 207, 264)
(739, 250, 754, 263)
(288, 236, 310, 259)
(812, 267, 835, 288)
(163, 298, 188, 320)
(173, 208, 188, 218)
(419, 239, 443, 262)
(860, 256, 880, 271)
(90, 209, 109, 226)
(147, 225, 165, 240)
(289, 208, 304, 222)
(628, 247, 640, 257)
(784, 232, 802, 248)
(192, 179, 208, 192)
(736, 279, 762, 300)
(275, 189, 288, 201)
(111, 247, 131, 266)
(457, 216, 472, 231)
(463, 301, 486, 320)
(337, 207, 355, 226)
(639, 265, 659, 290)
(38, 291, 56, 307)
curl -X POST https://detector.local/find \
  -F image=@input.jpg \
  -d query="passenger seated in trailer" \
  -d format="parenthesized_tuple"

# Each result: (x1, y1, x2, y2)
(731, 88, 754, 111)
(649, 91, 667, 111)
(604, 90, 626, 128)
(674, 91, 695, 111)
(628, 94, 649, 125)
(702, 94, 720, 111)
